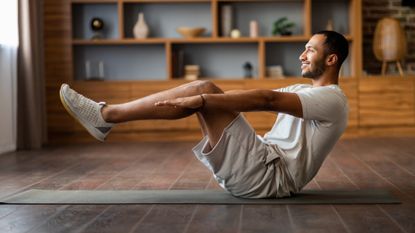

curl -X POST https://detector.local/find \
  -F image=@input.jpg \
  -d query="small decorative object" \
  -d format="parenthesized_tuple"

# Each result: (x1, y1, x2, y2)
(272, 17, 295, 36)
(243, 62, 253, 78)
(184, 65, 200, 80)
(221, 5, 233, 37)
(176, 27, 205, 38)
(267, 65, 284, 78)
(230, 29, 241, 38)
(326, 19, 334, 31)
(373, 17, 407, 76)
(249, 20, 259, 38)
(133, 12, 149, 38)
(90, 17, 104, 39)
(85, 60, 105, 80)
(407, 63, 415, 74)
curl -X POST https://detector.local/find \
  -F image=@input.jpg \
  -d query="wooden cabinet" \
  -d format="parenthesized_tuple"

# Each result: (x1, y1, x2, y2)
(70, 0, 360, 81)
(359, 77, 415, 127)
(44, 0, 364, 143)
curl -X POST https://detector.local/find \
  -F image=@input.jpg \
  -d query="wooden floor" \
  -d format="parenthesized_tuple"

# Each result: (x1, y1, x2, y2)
(0, 137, 414, 233)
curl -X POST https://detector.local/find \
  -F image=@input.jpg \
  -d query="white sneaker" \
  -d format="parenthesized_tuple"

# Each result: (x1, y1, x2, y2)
(59, 83, 113, 142)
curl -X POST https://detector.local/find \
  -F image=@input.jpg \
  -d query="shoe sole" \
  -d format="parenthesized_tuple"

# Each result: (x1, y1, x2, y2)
(59, 85, 106, 142)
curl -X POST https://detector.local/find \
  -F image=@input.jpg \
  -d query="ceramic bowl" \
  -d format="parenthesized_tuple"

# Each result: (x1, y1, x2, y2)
(176, 27, 205, 38)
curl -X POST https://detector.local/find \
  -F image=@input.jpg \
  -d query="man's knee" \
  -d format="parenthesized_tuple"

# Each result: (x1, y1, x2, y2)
(188, 80, 223, 95)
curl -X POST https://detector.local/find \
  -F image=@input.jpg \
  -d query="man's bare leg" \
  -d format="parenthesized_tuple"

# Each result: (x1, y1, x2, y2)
(101, 80, 238, 146)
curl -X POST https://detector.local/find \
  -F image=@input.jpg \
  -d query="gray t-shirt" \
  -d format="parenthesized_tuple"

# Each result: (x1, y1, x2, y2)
(260, 84, 348, 190)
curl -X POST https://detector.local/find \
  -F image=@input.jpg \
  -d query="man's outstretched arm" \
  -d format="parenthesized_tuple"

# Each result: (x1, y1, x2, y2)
(156, 89, 303, 118)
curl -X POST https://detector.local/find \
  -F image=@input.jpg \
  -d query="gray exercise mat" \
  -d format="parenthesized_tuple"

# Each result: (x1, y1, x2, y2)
(0, 189, 400, 205)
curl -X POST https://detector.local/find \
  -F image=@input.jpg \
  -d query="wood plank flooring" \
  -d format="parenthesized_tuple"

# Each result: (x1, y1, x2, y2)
(0, 137, 414, 233)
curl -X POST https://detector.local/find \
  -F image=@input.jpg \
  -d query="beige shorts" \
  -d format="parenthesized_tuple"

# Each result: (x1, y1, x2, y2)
(192, 114, 296, 198)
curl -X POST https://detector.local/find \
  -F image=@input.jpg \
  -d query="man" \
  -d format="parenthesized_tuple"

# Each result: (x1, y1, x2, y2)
(60, 30, 349, 199)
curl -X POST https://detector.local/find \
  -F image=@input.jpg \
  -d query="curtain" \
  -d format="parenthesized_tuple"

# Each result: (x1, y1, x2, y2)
(0, 2, 18, 154)
(0, 47, 18, 154)
(17, 0, 47, 149)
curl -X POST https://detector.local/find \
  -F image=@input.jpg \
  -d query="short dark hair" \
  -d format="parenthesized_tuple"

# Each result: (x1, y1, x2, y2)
(315, 30, 349, 68)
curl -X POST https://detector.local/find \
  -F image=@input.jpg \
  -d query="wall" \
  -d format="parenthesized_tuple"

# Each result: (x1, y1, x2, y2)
(363, 0, 415, 75)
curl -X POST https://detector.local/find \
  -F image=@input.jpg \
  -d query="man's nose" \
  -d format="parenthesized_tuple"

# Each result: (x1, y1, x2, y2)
(299, 51, 306, 61)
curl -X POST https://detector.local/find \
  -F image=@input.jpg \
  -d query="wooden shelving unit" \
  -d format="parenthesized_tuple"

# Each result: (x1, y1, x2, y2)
(70, 0, 359, 81)
(44, 0, 369, 143)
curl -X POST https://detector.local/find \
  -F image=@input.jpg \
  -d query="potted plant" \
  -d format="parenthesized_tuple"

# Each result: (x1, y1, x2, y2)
(272, 17, 295, 36)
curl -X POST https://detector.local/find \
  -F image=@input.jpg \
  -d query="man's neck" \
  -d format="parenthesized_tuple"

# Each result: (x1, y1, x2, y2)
(311, 71, 339, 87)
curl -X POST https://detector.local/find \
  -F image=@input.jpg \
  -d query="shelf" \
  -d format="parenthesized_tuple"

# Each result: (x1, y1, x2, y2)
(73, 44, 167, 81)
(72, 3, 119, 40)
(263, 36, 309, 42)
(122, 0, 210, 3)
(72, 39, 167, 45)
(362, 75, 415, 79)
(170, 37, 259, 43)
(311, 0, 350, 35)
(218, 1, 306, 37)
(123, 2, 212, 38)
(218, 0, 304, 2)
(172, 43, 258, 79)
(71, 0, 117, 3)
(72, 36, 316, 45)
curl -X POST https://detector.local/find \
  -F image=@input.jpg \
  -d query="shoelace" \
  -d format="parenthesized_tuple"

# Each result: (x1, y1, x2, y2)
(67, 88, 101, 126)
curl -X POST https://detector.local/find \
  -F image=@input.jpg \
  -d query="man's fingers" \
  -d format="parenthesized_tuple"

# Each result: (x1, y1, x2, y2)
(155, 100, 169, 106)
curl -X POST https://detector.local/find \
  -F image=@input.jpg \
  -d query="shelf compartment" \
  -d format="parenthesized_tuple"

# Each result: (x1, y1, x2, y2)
(72, 3, 119, 40)
(73, 45, 166, 81)
(171, 43, 258, 79)
(265, 40, 353, 78)
(218, 1, 306, 37)
(311, 0, 350, 35)
(265, 42, 304, 78)
(123, 2, 212, 39)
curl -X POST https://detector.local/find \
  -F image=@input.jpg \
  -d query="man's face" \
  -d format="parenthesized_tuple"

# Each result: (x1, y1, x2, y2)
(299, 34, 327, 79)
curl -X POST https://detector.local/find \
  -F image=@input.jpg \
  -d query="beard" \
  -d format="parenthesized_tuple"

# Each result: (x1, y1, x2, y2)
(302, 58, 325, 79)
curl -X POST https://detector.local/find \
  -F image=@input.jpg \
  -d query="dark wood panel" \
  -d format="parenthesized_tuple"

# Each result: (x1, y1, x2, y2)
(29, 205, 108, 233)
(240, 205, 293, 233)
(328, 140, 410, 233)
(78, 205, 152, 233)
(132, 205, 195, 233)
(0, 205, 67, 233)
(288, 205, 348, 233)
(185, 205, 242, 233)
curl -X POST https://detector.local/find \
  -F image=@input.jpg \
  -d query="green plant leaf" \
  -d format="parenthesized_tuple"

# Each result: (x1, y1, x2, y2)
(272, 17, 294, 35)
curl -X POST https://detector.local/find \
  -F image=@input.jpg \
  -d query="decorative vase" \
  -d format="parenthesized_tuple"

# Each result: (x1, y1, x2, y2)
(325, 19, 334, 31)
(373, 17, 406, 62)
(373, 17, 407, 75)
(133, 13, 149, 38)
(249, 20, 259, 38)
(221, 5, 233, 37)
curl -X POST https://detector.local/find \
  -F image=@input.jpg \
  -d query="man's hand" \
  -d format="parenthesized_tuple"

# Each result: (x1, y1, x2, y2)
(155, 95, 204, 109)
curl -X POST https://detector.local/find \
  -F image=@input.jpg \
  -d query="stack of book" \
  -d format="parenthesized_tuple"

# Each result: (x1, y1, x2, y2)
(184, 65, 200, 80)
(267, 65, 284, 78)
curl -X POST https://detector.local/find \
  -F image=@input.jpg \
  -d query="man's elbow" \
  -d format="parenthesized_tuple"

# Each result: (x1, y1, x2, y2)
(260, 90, 279, 111)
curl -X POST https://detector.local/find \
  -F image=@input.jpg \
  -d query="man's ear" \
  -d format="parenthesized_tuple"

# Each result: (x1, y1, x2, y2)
(326, 54, 338, 66)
